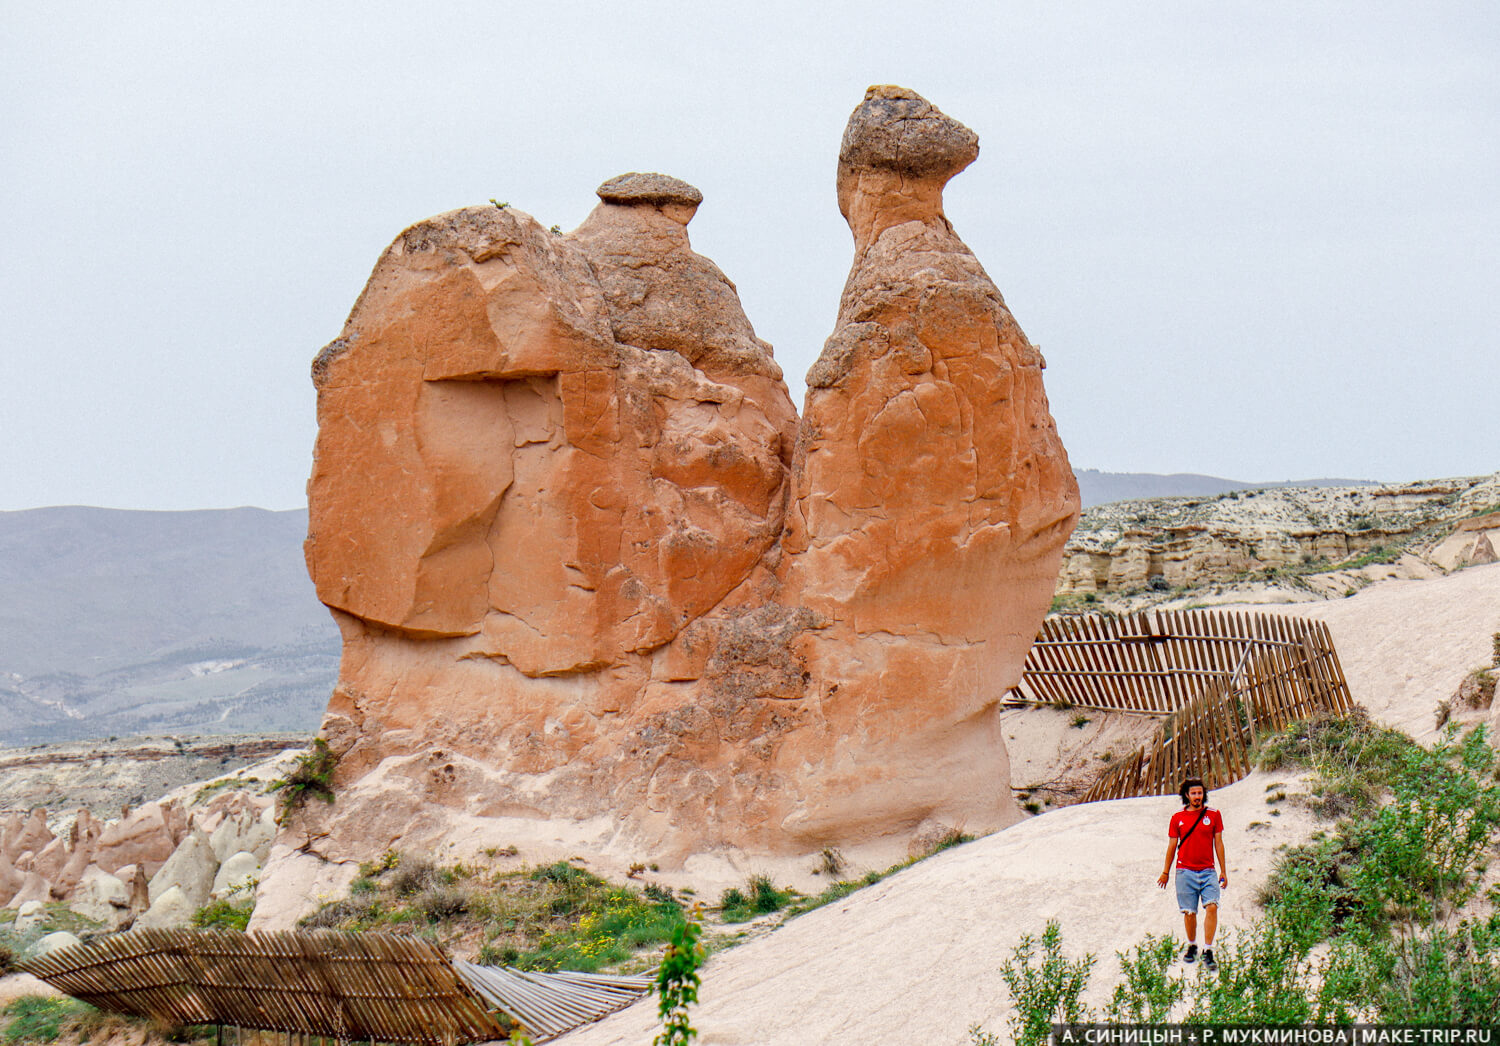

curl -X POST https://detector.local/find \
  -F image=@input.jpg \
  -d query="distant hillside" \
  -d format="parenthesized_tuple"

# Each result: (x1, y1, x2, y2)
(0, 471, 1431, 744)
(1060, 472, 1500, 599)
(1075, 469, 1380, 507)
(0, 506, 336, 745)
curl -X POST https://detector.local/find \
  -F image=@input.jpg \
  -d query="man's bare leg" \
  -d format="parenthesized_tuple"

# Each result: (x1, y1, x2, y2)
(1183, 911, 1197, 943)
(1204, 903, 1217, 947)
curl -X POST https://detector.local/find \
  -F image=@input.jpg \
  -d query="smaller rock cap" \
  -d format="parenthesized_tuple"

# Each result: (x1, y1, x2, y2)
(839, 85, 978, 179)
(596, 172, 704, 207)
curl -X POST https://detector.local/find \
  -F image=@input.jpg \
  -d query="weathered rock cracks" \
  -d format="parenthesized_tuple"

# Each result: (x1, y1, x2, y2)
(295, 86, 1079, 880)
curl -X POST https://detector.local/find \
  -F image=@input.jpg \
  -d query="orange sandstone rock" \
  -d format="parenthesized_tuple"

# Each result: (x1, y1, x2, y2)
(288, 87, 1077, 879)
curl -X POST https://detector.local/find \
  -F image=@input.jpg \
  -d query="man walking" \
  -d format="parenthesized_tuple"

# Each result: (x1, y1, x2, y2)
(1156, 777, 1227, 972)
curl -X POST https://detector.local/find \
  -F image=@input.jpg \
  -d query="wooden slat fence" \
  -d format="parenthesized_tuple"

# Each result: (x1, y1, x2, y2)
(19, 929, 655, 1044)
(1014, 609, 1354, 802)
(1078, 618, 1353, 802)
(1017, 608, 1346, 715)
(19, 929, 510, 1044)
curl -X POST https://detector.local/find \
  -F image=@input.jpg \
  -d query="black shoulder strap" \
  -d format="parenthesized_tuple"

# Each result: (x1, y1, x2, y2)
(1182, 808, 1208, 840)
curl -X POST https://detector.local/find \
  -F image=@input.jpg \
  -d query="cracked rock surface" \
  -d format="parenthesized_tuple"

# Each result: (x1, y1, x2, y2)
(288, 86, 1078, 899)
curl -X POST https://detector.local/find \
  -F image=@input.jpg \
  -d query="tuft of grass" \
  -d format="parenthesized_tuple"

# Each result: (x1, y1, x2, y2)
(927, 827, 976, 854)
(719, 875, 792, 923)
(1253, 708, 1413, 817)
(1, 997, 97, 1044)
(815, 847, 846, 877)
(301, 856, 684, 974)
(192, 776, 258, 806)
(267, 738, 337, 822)
(389, 856, 440, 897)
(191, 897, 254, 932)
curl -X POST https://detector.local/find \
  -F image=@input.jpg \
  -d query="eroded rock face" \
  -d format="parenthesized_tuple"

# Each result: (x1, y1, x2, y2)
(775, 86, 1080, 841)
(293, 86, 1078, 875)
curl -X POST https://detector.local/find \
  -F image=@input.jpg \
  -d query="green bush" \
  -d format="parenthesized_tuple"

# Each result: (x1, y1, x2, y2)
(1105, 935, 1183, 1023)
(999, 921, 1095, 1046)
(653, 910, 704, 1046)
(719, 875, 791, 923)
(1359, 916, 1500, 1023)
(191, 897, 254, 932)
(267, 738, 338, 821)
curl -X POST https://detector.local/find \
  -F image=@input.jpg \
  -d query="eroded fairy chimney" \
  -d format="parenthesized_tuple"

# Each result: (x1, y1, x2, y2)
(278, 87, 1077, 919)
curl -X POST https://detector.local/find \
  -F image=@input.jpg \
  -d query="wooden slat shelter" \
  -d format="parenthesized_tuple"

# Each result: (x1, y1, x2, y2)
(1015, 609, 1354, 802)
(1017, 608, 1347, 715)
(17, 929, 649, 1044)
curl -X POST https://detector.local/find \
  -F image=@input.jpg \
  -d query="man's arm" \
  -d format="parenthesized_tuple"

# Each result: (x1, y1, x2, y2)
(1157, 836, 1179, 888)
(1214, 829, 1228, 886)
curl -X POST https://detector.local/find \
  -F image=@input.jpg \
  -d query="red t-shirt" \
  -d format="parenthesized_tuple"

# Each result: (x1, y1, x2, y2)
(1168, 807, 1223, 870)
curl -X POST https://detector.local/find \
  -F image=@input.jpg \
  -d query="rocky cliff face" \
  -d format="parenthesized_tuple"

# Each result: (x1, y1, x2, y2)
(292, 86, 1078, 881)
(1057, 474, 1500, 595)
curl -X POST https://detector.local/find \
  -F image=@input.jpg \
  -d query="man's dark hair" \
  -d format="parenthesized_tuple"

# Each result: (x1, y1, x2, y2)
(1179, 777, 1207, 807)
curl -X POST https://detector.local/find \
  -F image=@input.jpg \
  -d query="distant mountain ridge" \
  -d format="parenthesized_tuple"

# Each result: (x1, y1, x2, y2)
(1075, 469, 1380, 508)
(0, 472, 1402, 744)
(0, 506, 336, 745)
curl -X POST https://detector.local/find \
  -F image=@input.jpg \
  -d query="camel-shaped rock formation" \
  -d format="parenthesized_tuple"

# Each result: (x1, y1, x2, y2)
(295, 86, 1079, 874)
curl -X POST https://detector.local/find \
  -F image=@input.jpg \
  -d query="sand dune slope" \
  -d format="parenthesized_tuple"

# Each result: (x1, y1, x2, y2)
(560, 564, 1500, 1045)
(560, 770, 1315, 1045)
(1275, 561, 1500, 741)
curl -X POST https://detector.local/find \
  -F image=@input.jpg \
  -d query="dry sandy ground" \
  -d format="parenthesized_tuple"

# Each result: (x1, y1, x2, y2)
(559, 770, 1318, 1045)
(1274, 560, 1500, 742)
(558, 562, 1500, 1045)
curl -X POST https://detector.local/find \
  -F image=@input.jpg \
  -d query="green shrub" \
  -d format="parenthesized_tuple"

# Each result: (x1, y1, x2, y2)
(1182, 917, 1316, 1024)
(1253, 709, 1414, 816)
(719, 875, 791, 923)
(1359, 915, 1500, 1023)
(1105, 935, 1183, 1023)
(653, 910, 704, 1046)
(191, 897, 254, 932)
(999, 921, 1095, 1046)
(267, 738, 337, 821)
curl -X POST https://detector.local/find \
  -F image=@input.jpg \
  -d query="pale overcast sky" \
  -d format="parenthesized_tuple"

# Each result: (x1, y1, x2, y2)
(3, 2, 1496, 511)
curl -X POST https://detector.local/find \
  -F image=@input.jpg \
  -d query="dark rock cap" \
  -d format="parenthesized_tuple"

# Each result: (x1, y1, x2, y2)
(839, 85, 979, 179)
(596, 172, 704, 207)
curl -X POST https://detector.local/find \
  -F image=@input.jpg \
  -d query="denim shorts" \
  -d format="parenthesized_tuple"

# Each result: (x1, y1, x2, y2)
(1175, 867, 1221, 913)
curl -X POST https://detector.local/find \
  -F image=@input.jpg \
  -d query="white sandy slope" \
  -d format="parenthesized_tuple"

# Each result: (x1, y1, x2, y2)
(1275, 561, 1500, 742)
(558, 562, 1500, 1045)
(560, 770, 1315, 1046)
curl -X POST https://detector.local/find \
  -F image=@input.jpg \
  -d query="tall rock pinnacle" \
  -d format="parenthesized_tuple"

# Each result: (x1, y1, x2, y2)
(280, 88, 1078, 913)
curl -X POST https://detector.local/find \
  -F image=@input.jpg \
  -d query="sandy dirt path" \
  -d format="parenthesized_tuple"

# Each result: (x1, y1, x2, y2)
(559, 769, 1317, 1046)
(558, 563, 1500, 1045)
